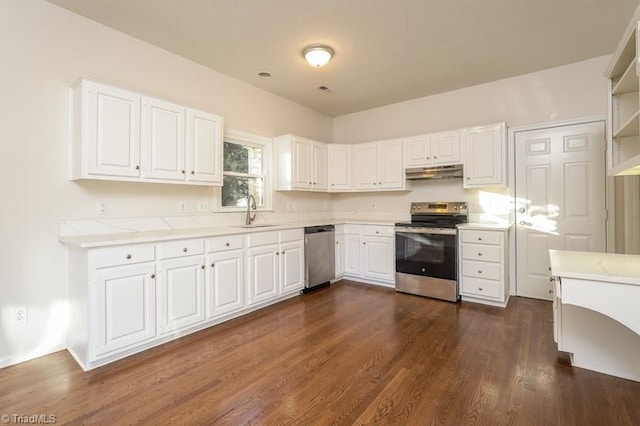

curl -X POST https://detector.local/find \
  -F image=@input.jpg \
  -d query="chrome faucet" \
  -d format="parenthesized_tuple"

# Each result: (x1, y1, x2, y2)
(245, 194, 257, 225)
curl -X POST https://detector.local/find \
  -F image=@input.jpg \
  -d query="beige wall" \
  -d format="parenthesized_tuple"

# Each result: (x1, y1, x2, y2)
(0, 0, 332, 367)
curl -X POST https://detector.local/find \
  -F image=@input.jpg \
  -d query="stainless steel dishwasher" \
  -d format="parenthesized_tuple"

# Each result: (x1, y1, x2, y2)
(303, 225, 335, 292)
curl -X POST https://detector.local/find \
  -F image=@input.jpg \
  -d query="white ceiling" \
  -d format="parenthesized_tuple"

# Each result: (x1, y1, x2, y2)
(46, 0, 639, 117)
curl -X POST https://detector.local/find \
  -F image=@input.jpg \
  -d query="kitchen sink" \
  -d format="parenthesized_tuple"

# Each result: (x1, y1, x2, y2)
(235, 224, 278, 228)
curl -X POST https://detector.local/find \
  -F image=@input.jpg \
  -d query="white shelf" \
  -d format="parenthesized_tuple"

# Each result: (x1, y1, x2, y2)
(613, 110, 640, 138)
(612, 58, 638, 94)
(609, 152, 640, 176)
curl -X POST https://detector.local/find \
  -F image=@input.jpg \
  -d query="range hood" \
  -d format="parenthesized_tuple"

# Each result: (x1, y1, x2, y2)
(405, 164, 464, 180)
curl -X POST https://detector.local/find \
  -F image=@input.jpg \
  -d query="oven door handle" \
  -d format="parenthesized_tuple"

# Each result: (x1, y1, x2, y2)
(394, 227, 457, 235)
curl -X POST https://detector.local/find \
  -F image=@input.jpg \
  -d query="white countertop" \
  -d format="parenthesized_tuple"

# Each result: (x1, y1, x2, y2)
(59, 220, 398, 248)
(458, 223, 512, 231)
(549, 250, 640, 286)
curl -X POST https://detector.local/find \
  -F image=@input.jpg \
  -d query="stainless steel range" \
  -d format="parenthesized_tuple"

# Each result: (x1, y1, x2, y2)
(395, 202, 468, 302)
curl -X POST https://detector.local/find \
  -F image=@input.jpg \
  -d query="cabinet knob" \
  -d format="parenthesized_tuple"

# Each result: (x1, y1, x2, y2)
(378, 182, 382, 185)
(150, 273, 156, 279)
(182, 170, 185, 174)
(135, 165, 140, 170)
(363, 242, 366, 245)
(276, 251, 279, 256)
(478, 253, 482, 256)
(478, 237, 482, 241)
(183, 248, 188, 252)
(336, 241, 339, 245)
(426, 156, 430, 160)
(331, 183, 335, 186)
(549, 289, 554, 294)
(373, 182, 377, 185)
(434, 156, 437, 159)
(191, 171, 195, 175)
(201, 265, 205, 269)
(376, 231, 379, 234)
(211, 263, 215, 267)
(467, 177, 470, 180)
(478, 270, 482, 274)
(309, 182, 312, 185)
(225, 242, 230, 247)
(282, 250, 285, 254)
(479, 287, 483, 291)
(126, 254, 132, 259)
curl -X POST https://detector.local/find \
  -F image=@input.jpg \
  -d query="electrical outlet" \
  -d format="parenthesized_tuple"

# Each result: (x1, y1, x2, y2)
(13, 305, 27, 323)
(197, 201, 209, 212)
(96, 201, 108, 216)
(178, 201, 187, 213)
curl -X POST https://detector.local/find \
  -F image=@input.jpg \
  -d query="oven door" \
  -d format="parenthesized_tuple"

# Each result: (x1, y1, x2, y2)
(395, 227, 457, 281)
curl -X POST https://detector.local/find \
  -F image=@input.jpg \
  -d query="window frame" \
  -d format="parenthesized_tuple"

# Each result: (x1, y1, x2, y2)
(215, 129, 273, 212)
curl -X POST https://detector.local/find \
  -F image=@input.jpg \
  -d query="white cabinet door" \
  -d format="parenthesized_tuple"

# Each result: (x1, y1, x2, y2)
(328, 144, 352, 191)
(84, 81, 141, 178)
(186, 109, 223, 185)
(246, 244, 279, 305)
(93, 263, 156, 356)
(280, 240, 304, 294)
(404, 135, 432, 167)
(312, 142, 328, 191)
(292, 137, 313, 189)
(377, 139, 404, 189)
(353, 143, 378, 190)
(335, 234, 345, 277)
(463, 123, 506, 188)
(431, 131, 461, 165)
(344, 234, 361, 275)
(141, 97, 185, 181)
(207, 249, 244, 318)
(361, 236, 394, 282)
(158, 256, 206, 334)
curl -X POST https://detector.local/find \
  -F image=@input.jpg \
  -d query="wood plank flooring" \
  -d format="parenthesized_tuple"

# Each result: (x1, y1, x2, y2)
(1, 280, 639, 425)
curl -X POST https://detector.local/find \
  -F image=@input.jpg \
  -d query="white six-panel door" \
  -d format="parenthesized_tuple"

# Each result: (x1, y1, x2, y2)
(515, 121, 606, 300)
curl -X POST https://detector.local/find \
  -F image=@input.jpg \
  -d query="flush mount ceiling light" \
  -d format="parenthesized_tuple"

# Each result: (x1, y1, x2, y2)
(302, 44, 334, 67)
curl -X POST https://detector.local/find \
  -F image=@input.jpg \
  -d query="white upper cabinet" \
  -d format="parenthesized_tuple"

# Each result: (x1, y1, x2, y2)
(605, 7, 640, 176)
(404, 131, 461, 167)
(328, 144, 352, 191)
(275, 134, 328, 191)
(72, 80, 141, 179)
(463, 123, 507, 188)
(186, 109, 223, 184)
(141, 97, 185, 181)
(71, 79, 223, 186)
(354, 139, 406, 191)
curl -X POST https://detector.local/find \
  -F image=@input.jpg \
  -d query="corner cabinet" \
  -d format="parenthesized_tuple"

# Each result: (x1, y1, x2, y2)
(462, 122, 507, 188)
(275, 134, 327, 191)
(70, 79, 223, 186)
(328, 144, 353, 191)
(605, 8, 640, 175)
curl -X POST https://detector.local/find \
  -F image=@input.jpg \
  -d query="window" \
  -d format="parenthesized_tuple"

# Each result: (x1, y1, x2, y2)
(220, 130, 271, 210)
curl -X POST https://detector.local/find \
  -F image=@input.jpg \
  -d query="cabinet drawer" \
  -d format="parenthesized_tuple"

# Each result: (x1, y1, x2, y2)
(157, 239, 205, 259)
(245, 231, 279, 247)
(461, 230, 502, 245)
(94, 244, 155, 269)
(462, 260, 502, 281)
(280, 228, 304, 243)
(462, 277, 502, 299)
(207, 235, 243, 252)
(360, 225, 394, 237)
(461, 243, 501, 262)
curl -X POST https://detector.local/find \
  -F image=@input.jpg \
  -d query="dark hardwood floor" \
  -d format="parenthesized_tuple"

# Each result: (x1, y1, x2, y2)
(2, 280, 639, 425)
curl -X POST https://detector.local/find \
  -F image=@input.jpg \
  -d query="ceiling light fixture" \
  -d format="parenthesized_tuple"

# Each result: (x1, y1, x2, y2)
(302, 44, 334, 67)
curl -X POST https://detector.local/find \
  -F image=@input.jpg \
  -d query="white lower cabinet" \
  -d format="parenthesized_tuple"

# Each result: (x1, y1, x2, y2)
(458, 227, 510, 307)
(245, 229, 304, 306)
(342, 225, 395, 287)
(157, 255, 206, 334)
(93, 262, 157, 356)
(334, 233, 345, 277)
(66, 227, 304, 371)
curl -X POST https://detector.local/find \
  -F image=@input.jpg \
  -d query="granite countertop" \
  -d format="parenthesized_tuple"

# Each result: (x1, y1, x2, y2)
(59, 220, 399, 248)
(549, 250, 640, 286)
